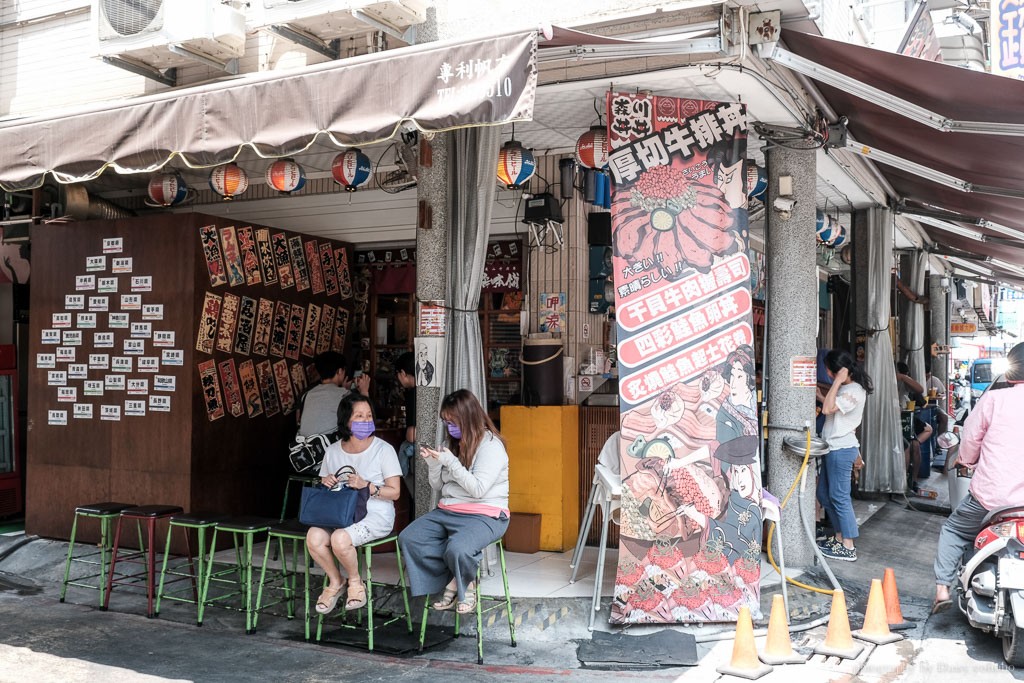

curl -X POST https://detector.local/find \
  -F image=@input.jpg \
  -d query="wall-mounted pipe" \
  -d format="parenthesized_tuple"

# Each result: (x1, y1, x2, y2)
(63, 185, 135, 221)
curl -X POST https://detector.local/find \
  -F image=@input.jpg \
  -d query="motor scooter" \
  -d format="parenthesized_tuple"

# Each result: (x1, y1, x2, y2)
(952, 377, 972, 425)
(955, 501, 1024, 666)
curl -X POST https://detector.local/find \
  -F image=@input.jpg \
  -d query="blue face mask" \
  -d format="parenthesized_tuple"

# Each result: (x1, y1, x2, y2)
(446, 420, 462, 440)
(351, 420, 375, 439)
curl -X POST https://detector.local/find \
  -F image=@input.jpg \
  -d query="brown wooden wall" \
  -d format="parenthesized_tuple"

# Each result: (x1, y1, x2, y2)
(27, 213, 355, 543)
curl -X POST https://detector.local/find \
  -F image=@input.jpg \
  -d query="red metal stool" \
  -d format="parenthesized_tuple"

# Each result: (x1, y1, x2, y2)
(103, 504, 183, 618)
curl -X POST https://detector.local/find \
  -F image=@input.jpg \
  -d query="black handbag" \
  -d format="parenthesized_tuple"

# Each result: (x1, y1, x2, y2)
(298, 466, 370, 528)
(288, 431, 339, 473)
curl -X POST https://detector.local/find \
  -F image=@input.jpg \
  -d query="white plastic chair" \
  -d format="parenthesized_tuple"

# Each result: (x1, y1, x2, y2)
(569, 461, 621, 630)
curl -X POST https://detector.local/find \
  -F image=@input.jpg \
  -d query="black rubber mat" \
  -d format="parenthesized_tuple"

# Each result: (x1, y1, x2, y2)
(577, 629, 699, 667)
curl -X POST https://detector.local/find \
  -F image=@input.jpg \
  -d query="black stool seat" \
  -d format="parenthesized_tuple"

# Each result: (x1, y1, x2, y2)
(75, 502, 135, 515)
(216, 517, 274, 532)
(169, 512, 225, 526)
(122, 505, 183, 518)
(269, 519, 310, 536)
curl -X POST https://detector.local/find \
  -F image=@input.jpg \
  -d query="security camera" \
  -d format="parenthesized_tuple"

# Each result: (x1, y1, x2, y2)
(773, 197, 796, 213)
(950, 12, 980, 34)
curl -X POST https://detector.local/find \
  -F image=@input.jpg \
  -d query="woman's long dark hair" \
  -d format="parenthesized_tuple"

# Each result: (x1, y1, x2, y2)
(336, 392, 374, 441)
(440, 389, 504, 468)
(825, 349, 873, 394)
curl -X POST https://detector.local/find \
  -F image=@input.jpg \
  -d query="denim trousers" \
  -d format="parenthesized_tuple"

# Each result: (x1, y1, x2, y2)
(816, 446, 860, 540)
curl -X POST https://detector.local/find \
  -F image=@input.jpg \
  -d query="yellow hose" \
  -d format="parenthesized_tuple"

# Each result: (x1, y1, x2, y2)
(765, 429, 835, 595)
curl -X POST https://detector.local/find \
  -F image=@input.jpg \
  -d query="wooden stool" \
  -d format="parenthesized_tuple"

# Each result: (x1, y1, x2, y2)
(59, 502, 135, 607)
(103, 505, 183, 618)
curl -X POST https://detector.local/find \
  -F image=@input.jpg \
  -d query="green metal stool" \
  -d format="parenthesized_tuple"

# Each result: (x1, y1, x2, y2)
(198, 517, 272, 634)
(254, 520, 315, 640)
(418, 539, 516, 665)
(155, 513, 223, 623)
(315, 535, 412, 652)
(59, 502, 135, 607)
(279, 474, 320, 521)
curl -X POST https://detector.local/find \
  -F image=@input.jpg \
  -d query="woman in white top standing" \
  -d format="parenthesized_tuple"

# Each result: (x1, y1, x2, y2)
(815, 349, 873, 562)
(306, 393, 403, 614)
(399, 389, 510, 615)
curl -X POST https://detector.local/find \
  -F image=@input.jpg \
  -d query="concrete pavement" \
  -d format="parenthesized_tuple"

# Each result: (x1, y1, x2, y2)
(1, 497, 1021, 682)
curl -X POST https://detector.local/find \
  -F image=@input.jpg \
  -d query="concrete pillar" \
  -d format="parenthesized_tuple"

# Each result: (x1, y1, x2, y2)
(764, 144, 818, 567)
(929, 274, 949, 408)
(412, 8, 453, 519)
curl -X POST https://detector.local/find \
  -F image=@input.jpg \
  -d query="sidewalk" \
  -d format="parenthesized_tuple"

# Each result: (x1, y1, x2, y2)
(0, 496, 1014, 682)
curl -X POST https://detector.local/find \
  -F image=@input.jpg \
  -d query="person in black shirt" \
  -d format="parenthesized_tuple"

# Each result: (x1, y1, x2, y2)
(396, 351, 417, 495)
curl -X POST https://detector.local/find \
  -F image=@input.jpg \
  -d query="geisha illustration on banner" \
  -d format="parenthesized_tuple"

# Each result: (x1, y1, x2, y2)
(606, 92, 761, 625)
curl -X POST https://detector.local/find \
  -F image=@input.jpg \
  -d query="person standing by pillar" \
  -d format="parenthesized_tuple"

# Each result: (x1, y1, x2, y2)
(395, 351, 417, 496)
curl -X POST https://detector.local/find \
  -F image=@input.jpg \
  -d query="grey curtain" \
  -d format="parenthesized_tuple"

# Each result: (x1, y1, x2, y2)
(442, 126, 501, 406)
(860, 208, 905, 493)
(903, 250, 928, 387)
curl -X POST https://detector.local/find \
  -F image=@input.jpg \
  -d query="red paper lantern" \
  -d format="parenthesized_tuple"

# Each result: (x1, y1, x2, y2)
(575, 126, 609, 169)
(209, 163, 249, 200)
(331, 149, 372, 192)
(265, 159, 306, 194)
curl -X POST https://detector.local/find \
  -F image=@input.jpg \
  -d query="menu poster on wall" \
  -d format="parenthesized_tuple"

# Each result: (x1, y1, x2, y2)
(131, 322, 152, 338)
(161, 350, 183, 366)
(48, 410, 68, 426)
(200, 225, 228, 287)
(317, 305, 336, 355)
(138, 357, 160, 373)
(538, 292, 566, 333)
(301, 304, 321, 358)
(130, 276, 152, 293)
(65, 295, 84, 310)
(42, 330, 60, 345)
(153, 331, 175, 348)
(319, 243, 340, 297)
(233, 297, 256, 356)
(57, 387, 77, 402)
(121, 295, 142, 310)
(89, 354, 109, 369)
(77, 313, 97, 329)
(52, 313, 72, 329)
(37, 354, 56, 369)
(104, 375, 125, 391)
(271, 232, 295, 289)
(56, 347, 75, 363)
(255, 360, 281, 417)
(73, 403, 93, 419)
(89, 296, 109, 312)
(605, 94, 759, 625)
(125, 400, 146, 417)
(255, 228, 278, 286)
(196, 292, 222, 355)
(112, 257, 133, 274)
(253, 299, 274, 356)
(288, 236, 311, 292)
(69, 364, 88, 380)
(112, 356, 133, 373)
(220, 226, 246, 287)
(335, 248, 353, 299)
(83, 380, 103, 396)
(198, 359, 226, 421)
(289, 362, 308, 397)
(237, 227, 262, 286)
(109, 313, 129, 329)
(47, 371, 66, 386)
(272, 359, 296, 414)
(218, 359, 245, 418)
(75, 275, 95, 291)
(216, 293, 240, 354)
(86, 255, 106, 272)
(305, 363, 320, 386)
(237, 360, 263, 418)
(63, 331, 83, 346)
(98, 277, 117, 293)
(285, 304, 304, 361)
(141, 304, 164, 321)
(154, 375, 176, 392)
(123, 339, 145, 356)
(418, 301, 447, 337)
(332, 309, 350, 354)
(102, 238, 123, 254)
(100, 405, 121, 421)
(149, 395, 171, 412)
(127, 379, 148, 395)
(94, 332, 114, 348)
(305, 240, 325, 295)
(269, 301, 289, 357)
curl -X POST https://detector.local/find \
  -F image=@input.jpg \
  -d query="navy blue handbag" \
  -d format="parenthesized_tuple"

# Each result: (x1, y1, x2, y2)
(298, 466, 370, 528)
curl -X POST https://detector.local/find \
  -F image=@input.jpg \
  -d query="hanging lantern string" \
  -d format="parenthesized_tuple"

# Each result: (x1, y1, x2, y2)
(593, 97, 604, 126)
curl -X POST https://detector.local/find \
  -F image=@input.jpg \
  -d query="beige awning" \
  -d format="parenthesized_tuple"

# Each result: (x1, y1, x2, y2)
(0, 30, 538, 191)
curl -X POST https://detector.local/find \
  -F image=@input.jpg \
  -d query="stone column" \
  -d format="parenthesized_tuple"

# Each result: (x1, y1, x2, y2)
(764, 143, 818, 567)
(929, 274, 949, 409)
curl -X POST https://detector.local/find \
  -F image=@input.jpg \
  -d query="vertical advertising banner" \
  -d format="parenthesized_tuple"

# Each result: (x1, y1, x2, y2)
(606, 93, 760, 624)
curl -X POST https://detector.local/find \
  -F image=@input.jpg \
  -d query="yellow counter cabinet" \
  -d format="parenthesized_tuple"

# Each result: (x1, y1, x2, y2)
(501, 405, 580, 552)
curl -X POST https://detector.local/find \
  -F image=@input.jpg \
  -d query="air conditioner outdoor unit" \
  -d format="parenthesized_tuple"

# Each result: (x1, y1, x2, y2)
(94, 0, 247, 70)
(252, 0, 430, 41)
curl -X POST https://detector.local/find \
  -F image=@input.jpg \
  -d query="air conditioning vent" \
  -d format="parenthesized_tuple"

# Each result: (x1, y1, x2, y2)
(99, 0, 164, 39)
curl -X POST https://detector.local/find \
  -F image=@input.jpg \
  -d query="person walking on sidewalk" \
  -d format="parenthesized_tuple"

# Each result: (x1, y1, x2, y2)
(816, 349, 873, 562)
(933, 342, 1024, 614)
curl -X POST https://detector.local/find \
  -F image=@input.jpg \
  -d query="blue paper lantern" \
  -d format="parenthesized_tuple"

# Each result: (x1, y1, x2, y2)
(147, 172, 189, 206)
(265, 158, 306, 194)
(332, 149, 372, 192)
(815, 209, 825, 236)
(496, 140, 536, 189)
(831, 226, 848, 249)
(746, 163, 767, 200)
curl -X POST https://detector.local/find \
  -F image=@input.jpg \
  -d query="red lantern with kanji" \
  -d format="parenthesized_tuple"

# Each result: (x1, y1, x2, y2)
(575, 126, 609, 169)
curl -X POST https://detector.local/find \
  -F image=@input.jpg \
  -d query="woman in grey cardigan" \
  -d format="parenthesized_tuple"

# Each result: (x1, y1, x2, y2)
(399, 389, 509, 614)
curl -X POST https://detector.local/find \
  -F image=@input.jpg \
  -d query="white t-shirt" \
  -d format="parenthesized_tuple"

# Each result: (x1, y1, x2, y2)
(821, 382, 867, 450)
(319, 437, 402, 536)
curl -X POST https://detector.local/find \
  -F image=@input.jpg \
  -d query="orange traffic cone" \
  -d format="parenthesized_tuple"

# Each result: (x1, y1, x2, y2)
(813, 589, 865, 660)
(854, 579, 903, 645)
(882, 568, 913, 630)
(760, 594, 808, 665)
(717, 605, 773, 679)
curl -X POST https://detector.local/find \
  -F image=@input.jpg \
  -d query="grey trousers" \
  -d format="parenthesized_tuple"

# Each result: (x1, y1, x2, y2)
(934, 492, 990, 586)
(398, 508, 508, 602)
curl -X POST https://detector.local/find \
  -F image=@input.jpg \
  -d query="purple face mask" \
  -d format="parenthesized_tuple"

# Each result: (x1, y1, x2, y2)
(446, 420, 462, 440)
(351, 420, 375, 439)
